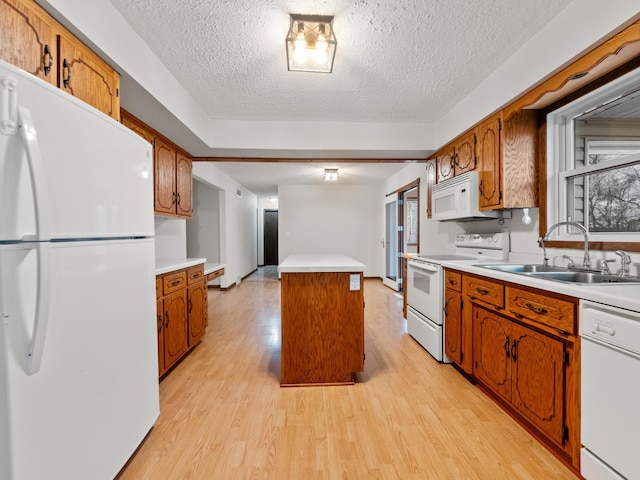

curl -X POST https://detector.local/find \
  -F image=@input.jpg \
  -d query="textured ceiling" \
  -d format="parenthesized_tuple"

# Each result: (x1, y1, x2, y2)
(198, 161, 417, 197)
(107, 0, 572, 124)
(106, 0, 573, 196)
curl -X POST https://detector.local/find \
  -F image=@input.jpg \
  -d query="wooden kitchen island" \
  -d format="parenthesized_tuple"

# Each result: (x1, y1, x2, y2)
(279, 254, 366, 386)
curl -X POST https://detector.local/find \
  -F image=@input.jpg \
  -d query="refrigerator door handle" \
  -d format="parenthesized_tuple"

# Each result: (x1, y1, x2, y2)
(27, 241, 52, 374)
(18, 106, 51, 241)
(17, 106, 53, 374)
(0, 75, 19, 135)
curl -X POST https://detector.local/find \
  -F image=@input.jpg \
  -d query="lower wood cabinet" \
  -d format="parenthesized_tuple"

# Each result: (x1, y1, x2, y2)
(473, 306, 565, 447)
(156, 264, 207, 377)
(443, 269, 580, 472)
(163, 288, 189, 370)
(280, 271, 364, 386)
(187, 281, 207, 345)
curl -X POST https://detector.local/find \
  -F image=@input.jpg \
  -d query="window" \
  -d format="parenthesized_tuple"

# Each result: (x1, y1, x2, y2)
(547, 68, 640, 243)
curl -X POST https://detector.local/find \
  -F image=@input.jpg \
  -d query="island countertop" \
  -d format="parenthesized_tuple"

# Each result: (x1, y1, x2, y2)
(278, 254, 366, 273)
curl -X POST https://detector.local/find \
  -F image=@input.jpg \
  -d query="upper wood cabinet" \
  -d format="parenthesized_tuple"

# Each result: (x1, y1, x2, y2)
(121, 111, 154, 144)
(436, 146, 455, 183)
(58, 30, 120, 121)
(176, 151, 193, 217)
(0, 0, 58, 85)
(477, 109, 538, 210)
(435, 131, 477, 184)
(154, 137, 178, 215)
(0, 0, 120, 121)
(453, 130, 476, 175)
(121, 110, 193, 218)
(154, 139, 192, 218)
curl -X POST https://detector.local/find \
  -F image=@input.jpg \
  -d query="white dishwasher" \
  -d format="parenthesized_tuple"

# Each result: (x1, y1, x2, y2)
(580, 300, 640, 480)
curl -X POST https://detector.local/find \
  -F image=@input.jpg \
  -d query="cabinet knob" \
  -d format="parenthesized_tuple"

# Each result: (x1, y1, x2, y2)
(525, 302, 547, 315)
(43, 44, 53, 76)
(62, 59, 71, 88)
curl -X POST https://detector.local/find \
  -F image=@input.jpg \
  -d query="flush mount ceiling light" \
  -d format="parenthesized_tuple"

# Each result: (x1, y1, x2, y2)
(286, 14, 337, 73)
(323, 168, 339, 181)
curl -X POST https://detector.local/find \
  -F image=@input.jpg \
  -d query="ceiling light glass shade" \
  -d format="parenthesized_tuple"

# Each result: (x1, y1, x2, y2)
(323, 168, 339, 181)
(286, 14, 337, 73)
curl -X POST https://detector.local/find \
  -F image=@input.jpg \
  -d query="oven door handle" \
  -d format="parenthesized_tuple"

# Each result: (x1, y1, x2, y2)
(408, 262, 439, 273)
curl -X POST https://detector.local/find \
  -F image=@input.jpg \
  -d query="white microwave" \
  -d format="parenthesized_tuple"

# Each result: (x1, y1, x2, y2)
(431, 171, 499, 221)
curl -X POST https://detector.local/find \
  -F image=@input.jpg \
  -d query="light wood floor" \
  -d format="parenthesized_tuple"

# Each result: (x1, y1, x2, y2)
(117, 267, 577, 479)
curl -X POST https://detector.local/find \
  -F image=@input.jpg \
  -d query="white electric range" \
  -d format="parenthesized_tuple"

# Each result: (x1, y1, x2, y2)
(406, 232, 509, 362)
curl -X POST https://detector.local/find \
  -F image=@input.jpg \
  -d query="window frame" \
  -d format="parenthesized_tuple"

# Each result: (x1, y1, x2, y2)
(546, 67, 640, 246)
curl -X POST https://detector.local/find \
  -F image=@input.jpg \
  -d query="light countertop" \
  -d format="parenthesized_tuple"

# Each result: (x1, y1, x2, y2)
(155, 257, 206, 275)
(442, 259, 640, 313)
(279, 254, 366, 273)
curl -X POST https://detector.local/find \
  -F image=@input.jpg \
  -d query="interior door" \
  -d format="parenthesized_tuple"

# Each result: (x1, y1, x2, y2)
(383, 193, 402, 291)
(263, 210, 279, 265)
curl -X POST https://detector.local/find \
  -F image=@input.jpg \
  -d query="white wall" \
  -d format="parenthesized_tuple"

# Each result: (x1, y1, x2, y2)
(278, 185, 380, 277)
(154, 217, 187, 258)
(186, 180, 221, 265)
(192, 163, 258, 288)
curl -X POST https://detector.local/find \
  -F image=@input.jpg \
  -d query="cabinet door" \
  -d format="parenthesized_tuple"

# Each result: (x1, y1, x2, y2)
(176, 151, 192, 217)
(473, 306, 511, 401)
(187, 281, 207, 346)
(436, 148, 455, 183)
(157, 298, 165, 376)
(444, 288, 462, 365)
(454, 131, 476, 175)
(163, 289, 188, 369)
(0, 0, 58, 85)
(121, 111, 155, 145)
(154, 137, 177, 215)
(477, 113, 502, 209)
(510, 323, 565, 446)
(58, 31, 120, 120)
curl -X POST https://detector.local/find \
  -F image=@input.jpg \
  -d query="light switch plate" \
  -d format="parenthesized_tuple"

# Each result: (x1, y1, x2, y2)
(349, 274, 360, 291)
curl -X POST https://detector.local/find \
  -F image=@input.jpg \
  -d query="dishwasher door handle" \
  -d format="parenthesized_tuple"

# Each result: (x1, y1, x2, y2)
(593, 324, 616, 336)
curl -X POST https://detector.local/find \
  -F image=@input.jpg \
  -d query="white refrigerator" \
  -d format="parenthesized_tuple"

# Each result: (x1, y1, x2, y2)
(0, 60, 160, 479)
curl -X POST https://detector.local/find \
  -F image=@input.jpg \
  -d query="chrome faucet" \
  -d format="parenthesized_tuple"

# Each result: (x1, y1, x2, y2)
(537, 236, 549, 266)
(615, 250, 631, 277)
(542, 221, 590, 269)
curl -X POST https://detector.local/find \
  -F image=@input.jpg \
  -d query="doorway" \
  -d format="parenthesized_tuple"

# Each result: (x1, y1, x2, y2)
(383, 193, 401, 291)
(383, 180, 420, 292)
(263, 209, 279, 265)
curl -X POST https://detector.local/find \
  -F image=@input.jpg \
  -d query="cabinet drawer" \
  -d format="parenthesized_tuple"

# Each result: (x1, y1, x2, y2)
(206, 268, 224, 282)
(155, 278, 162, 298)
(463, 275, 504, 309)
(187, 265, 204, 285)
(444, 270, 462, 292)
(506, 287, 576, 334)
(163, 271, 187, 295)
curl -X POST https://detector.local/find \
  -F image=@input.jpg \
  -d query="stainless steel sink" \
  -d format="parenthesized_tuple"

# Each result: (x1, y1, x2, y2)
(476, 264, 640, 285)
(479, 264, 566, 273)
(527, 271, 640, 284)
